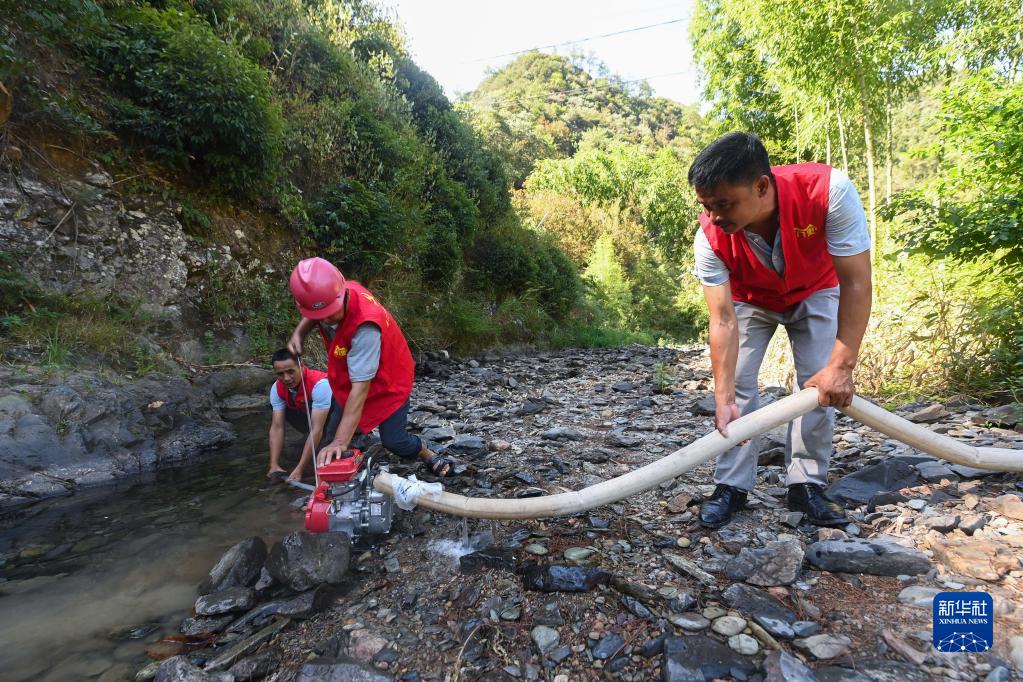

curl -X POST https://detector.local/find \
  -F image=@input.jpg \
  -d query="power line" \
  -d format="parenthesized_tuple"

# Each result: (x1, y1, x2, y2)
(462, 17, 688, 64)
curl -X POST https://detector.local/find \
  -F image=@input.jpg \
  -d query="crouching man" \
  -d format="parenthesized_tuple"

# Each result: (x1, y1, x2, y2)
(267, 348, 341, 481)
(688, 132, 872, 528)
(286, 257, 455, 476)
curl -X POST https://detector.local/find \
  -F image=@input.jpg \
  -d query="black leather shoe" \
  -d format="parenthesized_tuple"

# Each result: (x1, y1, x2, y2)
(699, 484, 748, 529)
(787, 483, 850, 526)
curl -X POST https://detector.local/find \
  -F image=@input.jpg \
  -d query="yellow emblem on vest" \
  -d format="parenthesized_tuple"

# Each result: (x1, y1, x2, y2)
(795, 223, 818, 239)
(361, 292, 379, 306)
(334, 346, 348, 358)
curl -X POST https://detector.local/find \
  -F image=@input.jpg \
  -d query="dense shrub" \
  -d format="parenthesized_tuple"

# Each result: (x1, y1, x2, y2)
(87, 5, 282, 193)
(467, 232, 539, 299)
(308, 179, 409, 277)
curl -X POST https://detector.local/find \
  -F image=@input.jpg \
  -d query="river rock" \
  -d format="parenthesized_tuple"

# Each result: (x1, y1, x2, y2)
(266, 531, 351, 591)
(590, 632, 624, 659)
(445, 436, 487, 457)
(763, 650, 818, 681)
(906, 403, 949, 422)
(226, 649, 274, 681)
(728, 633, 760, 655)
(712, 615, 747, 636)
(921, 514, 959, 533)
(805, 538, 931, 576)
(515, 398, 547, 416)
(195, 587, 256, 616)
(0, 370, 233, 508)
(519, 563, 610, 592)
(982, 403, 1023, 428)
(179, 616, 233, 635)
(662, 635, 756, 681)
(198, 537, 267, 596)
(541, 427, 585, 441)
(817, 658, 931, 681)
(915, 461, 957, 482)
(724, 538, 804, 586)
(694, 396, 717, 415)
(794, 633, 851, 659)
(929, 538, 1018, 581)
(987, 494, 1023, 521)
(459, 547, 518, 573)
(299, 660, 390, 681)
(531, 625, 560, 654)
(670, 613, 711, 630)
(825, 459, 921, 504)
(155, 656, 232, 682)
(348, 629, 388, 662)
(722, 583, 797, 624)
(897, 585, 941, 609)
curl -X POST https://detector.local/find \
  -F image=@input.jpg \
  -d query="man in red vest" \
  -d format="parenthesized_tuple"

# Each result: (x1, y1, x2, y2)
(286, 257, 455, 476)
(689, 132, 872, 529)
(267, 348, 340, 481)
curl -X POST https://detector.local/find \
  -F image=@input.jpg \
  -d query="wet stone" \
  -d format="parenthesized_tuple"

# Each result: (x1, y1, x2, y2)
(563, 547, 595, 562)
(459, 547, 518, 573)
(195, 587, 255, 616)
(180, 616, 233, 636)
(266, 531, 351, 592)
(155, 656, 232, 682)
(520, 563, 610, 593)
(198, 536, 267, 596)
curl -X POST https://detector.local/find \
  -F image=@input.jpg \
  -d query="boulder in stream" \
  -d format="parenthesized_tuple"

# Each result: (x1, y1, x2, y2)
(198, 536, 267, 596)
(266, 531, 351, 591)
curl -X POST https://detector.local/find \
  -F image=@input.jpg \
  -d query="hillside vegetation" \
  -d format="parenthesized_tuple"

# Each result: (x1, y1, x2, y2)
(0, 0, 583, 365)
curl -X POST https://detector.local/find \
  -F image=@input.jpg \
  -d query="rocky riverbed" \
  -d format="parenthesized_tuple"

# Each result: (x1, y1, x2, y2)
(106, 346, 1023, 680)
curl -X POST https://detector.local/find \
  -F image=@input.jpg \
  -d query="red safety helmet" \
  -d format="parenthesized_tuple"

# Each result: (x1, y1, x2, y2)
(289, 257, 346, 319)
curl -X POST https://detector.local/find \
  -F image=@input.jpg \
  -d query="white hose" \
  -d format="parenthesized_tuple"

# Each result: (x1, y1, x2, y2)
(373, 388, 1022, 520)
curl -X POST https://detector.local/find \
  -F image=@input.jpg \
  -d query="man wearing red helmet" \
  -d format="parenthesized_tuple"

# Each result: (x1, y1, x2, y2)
(287, 257, 454, 477)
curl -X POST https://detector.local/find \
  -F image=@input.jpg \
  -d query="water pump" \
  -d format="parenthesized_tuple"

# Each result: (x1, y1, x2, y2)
(304, 449, 394, 544)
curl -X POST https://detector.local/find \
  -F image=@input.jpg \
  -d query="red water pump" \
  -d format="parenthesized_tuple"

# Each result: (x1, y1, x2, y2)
(304, 450, 394, 543)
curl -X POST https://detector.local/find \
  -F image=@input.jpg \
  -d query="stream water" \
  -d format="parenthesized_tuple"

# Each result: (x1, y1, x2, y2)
(0, 413, 304, 682)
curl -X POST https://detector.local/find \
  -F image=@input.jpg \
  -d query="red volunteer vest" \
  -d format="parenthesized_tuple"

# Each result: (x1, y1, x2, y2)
(701, 163, 838, 312)
(317, 281, 414, 432)
(274, 367, 327, 411)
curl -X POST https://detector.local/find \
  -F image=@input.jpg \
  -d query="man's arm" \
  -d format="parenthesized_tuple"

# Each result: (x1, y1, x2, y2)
(317, 381, 370, 465)
(288, 317, 318, 356)
(703, 282, 741, 436)
(291, 406, 329, 479)
(268, 409, 286, 475)
(805, 251, 872, 407)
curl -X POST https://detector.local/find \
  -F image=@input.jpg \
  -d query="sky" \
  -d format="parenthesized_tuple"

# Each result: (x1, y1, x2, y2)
(379, 0, 701, 105)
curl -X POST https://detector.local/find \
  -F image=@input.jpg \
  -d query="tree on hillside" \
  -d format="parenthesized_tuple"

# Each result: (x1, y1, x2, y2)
(462, 52, 706, 186)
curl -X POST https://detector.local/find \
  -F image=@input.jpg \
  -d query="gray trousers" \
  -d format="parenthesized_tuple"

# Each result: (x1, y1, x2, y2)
(714, 287, 839, 491)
